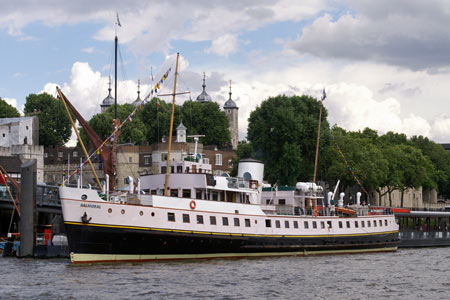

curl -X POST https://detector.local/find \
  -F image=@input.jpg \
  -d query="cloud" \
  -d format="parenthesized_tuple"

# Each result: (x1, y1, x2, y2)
(205, 34, 239, 57)
(286, 0, 450, 71)
(82, 47, 95, 53)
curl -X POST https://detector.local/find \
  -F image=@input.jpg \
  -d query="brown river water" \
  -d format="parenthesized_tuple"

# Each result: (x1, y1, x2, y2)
(1, 247, 450, 299)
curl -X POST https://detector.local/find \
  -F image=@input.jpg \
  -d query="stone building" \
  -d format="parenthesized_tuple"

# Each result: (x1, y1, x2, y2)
(0, 116, 43, 182)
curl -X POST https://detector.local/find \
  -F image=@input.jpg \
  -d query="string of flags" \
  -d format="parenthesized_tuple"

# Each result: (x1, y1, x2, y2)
(62, 66, 172, 185)
(330, 130, 368, 195)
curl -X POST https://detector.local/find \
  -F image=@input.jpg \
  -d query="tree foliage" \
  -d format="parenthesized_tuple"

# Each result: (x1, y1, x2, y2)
(247, 95, 330, 185)
(0, 97, 20, 118)
(83, 103, 147, 146)
(24, 93, 72, 147)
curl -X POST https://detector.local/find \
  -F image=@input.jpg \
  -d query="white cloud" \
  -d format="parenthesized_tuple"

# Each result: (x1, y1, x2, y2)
(205, 34, 239, 57)
(3, 97, 17, 108)
(82, 47, 94, 53)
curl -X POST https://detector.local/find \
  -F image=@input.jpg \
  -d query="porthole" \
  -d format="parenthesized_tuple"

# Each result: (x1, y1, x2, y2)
(81, 194, 87, 200)
(108, 208, 112, 213)
(151, 212, 155, 217)
(121, 209, 125, 214)
(139, 211, 144, 216)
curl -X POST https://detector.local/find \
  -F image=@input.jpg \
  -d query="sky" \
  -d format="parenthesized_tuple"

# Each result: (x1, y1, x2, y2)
(2, 0, 450, 144)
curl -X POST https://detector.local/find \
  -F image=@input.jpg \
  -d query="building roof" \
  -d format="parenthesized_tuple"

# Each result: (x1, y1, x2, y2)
(177, 121, 187, 130)
(223, 82, 237, 109)
(196, 73, 212, 103)
(0, 116, 35, 125)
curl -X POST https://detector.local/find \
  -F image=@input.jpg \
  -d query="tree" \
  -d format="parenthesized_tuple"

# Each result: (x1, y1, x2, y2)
(410, 135, 450, 199)
(247, 94, 330, 185)
(324, 127, 388, 203)
(180, 101, 230, 147)
(84, 103, 147, 146)
(0, 98, 20, 118)
(24, 93, 72, 147)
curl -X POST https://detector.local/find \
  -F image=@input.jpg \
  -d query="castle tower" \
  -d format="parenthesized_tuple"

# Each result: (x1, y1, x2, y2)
(100, 76, 115, 113)
(223, 80, 239, 150)
(132, 79, 142, 108)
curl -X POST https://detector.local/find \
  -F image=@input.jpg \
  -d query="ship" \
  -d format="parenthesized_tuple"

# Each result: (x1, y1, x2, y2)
(59, 149, 399, 263)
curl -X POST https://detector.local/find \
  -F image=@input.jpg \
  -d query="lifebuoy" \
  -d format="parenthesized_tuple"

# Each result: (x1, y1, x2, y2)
(190, 200, 196, 209)
(313, 209, 318, 216)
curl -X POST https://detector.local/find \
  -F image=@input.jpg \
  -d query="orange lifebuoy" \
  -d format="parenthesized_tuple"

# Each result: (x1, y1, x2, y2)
(190, 200, 196, 209)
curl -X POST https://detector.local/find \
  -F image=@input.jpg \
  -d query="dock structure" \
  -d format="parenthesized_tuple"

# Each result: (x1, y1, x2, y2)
(396, 210, 450, 247)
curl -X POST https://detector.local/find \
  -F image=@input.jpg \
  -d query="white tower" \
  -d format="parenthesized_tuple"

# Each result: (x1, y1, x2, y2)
(223, 80, 239, 150)
(176, 121, 187, 143)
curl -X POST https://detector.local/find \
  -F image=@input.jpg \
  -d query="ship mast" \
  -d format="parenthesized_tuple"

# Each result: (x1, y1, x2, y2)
(163, 53, 180, 196)
(313, 89, 326, 183)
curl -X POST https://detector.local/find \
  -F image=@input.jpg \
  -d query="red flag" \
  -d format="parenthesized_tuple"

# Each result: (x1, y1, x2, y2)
(0, 170, 6, 185)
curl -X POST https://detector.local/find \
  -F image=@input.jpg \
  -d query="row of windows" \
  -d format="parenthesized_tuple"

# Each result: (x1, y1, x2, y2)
(168, 212, 252, 227)
(167, 212, 389, 231)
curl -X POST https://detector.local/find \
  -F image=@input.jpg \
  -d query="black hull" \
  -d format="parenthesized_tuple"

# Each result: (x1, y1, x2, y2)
(65, 222, 399, 263)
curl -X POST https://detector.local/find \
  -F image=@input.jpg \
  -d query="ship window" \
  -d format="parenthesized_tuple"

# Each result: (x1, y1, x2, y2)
(234, 218, 240, 226)
(195, 190, 202, 199)
(379, 220, 383, 227)
(304, 221, 309, 229)
(170, 189, 178, 197)
(151, 190, 157, 195)
(327, 221, 332, 229)
(368, 220, 371, 227)
(385, 219, 388, 226)
(245, 218, 251, 227)
(222, 217, 229, 226)
(197, 215, 204, 224)
(312, 221, 317, 229)
(182, 214, 190, 223)
(346, 221, 351, 228)
(210, 216, 217, 225)
(361, 221, 365, 228)
(355, 221, 359, 228)
(182, 189, 191, 198)
(339, 221, 343, 228)
(373, 220, 377, 227)
(177, 166, 182, 173)
(161, 166, 166, 174)
(275, 220, 281, 228)
(168, 212, 175, 222)
(212, 192, 218, 201)
(293, 221, 298, 228)
(321, 221, 325, 229)
(285, 221, 290, 228)
(266, 219, 272, 228)
(279, 199, 286, 205)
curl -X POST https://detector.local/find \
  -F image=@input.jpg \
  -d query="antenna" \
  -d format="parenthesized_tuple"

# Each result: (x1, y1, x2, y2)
(187, 134, 205, 159)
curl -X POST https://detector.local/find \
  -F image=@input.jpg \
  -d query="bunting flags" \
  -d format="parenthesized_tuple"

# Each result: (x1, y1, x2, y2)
(62, 65, 172, 186)
(322, 89, 326, 101)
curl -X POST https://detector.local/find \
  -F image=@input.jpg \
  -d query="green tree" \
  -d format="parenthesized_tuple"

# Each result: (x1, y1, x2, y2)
(180, 101, 230, 147)
(84, 103, 147, 146)
(0, 98, 20, 118)
(410, 135, 450, 199)
(24, 93, 72, 146)
(324, 127, 388, 203)
(247, 94, 330, 185)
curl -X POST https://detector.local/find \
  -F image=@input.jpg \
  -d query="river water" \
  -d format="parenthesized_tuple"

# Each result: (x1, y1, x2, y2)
(1, 247, 450, 300)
